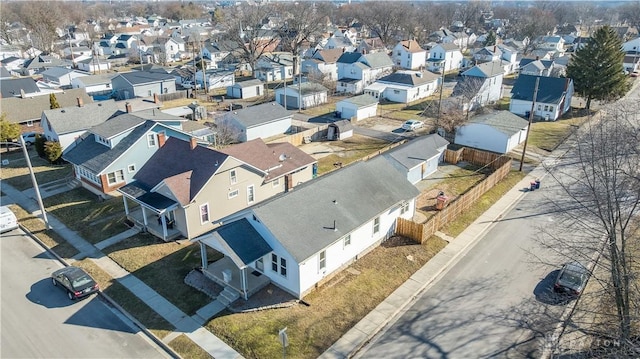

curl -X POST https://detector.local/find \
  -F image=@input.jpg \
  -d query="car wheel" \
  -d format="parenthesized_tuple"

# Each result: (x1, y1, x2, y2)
(67, 291, 75, 300)
(52, 278, 57, 286)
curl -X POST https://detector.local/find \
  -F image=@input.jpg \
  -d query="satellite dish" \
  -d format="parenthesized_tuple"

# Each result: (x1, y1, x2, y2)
(278, 153, 286, 161)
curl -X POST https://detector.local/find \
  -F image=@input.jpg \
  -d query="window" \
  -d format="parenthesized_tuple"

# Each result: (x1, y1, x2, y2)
(272, 254, 278, 271)
(544, 105, 549, 111)
(127, 164, 136, 173)
(256, 258, 264, 272)
(344, 234, 351, 247)
(319, 251, 326, 272)
(247, 185, 255, 204)
(148, 90, 152, 96)
(272, 178, 280, 188)
(107, 170, 124, 185)
(373, 216, 380, 234)
(280, 257, 287, 276)
(228, 189, 239, 199)
(147, 133, 156, 147)
(163, 87, 168, 94)
(200, 203, 209, 224)
(229, 170, 237, 184)
(549, 106, 554, 112)
(400, 202, 409, 214)
(393, 90, 400, 94)
(271, 254, 287, 277)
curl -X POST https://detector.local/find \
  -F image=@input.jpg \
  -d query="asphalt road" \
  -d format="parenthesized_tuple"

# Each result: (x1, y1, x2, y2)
(355, 181, 570, 358)
(1, 229, 171, 359)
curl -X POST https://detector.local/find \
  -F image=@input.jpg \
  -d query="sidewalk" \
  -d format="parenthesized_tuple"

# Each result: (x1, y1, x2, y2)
(0, 179, 243, 359)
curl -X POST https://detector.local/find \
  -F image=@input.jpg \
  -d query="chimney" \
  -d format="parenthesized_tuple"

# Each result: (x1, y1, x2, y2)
(157, 132, 166, 147)
(153, 93, 159, 104)
(76, 97, 83, 107)
(535, 56, 539, 60)
(125, 102, 132, 113)
(190, 137, 198, 150)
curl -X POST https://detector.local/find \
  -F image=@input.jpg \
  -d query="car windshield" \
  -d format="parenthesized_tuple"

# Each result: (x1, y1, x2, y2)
(72, 275, 94, 288)
(560, 271, 584, 288)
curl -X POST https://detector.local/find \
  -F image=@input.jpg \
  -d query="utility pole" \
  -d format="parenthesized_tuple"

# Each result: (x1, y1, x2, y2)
(519, 77, 540, 172)
(297, 55, 302, 113)
(436, 64, 446, 129)
(19, 137, 50, 229)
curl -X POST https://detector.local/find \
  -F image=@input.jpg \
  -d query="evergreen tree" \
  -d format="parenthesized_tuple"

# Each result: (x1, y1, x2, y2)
(566, 26, 629, 110)
(483, 31, 496, 47)
(0, 114, 21, 149)
(49, 93, 60, 109)
(44, 141, 62, 164)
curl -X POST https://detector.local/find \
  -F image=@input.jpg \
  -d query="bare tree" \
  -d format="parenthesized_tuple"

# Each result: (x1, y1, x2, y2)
(620, 1, 640, 32)
(541, 100, 640, 355)
(213, 116, 241, 148)
(452, 76, 486, 114)
(454, 0, 487, 29)
(17, 2, 65, 53)
(355, 2, 409, 47)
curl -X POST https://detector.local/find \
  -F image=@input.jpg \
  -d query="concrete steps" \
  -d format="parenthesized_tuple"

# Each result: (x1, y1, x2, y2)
(217, 287, 240, 306)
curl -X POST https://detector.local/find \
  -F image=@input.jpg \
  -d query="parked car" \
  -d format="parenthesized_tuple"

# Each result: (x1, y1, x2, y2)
(182, 81, 201, 89)
(402, 120, 424, 131)
(21, 132, 37, 145)
(52, 266, 99, 300)
(554, 262, 589, 296)
(0, 205, 18, 233)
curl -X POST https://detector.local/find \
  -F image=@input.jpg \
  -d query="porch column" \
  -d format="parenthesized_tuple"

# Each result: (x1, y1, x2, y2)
(141, 207, 148, 226)
(122, 196, 129, 215)
(241, 268, 248, 300)
(160, 215, 168, 241)
(199, 242, 207, 269)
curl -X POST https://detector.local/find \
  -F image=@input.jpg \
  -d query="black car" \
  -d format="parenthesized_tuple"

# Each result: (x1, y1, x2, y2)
(52, 266, 99, 300)
(554, 262, 589, 296)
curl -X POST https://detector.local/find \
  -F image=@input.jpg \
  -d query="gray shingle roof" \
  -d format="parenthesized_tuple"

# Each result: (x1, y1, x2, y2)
(232, 79, 264, 88)
(0, 78, 40, 98)
(463, 60, 504, 78)
(0, 88, 93, 124)
(90, 113, 147, 139)
(377, 71, 440, 86)
(383, 134, 449, 170)
(341, 94, 378, 107)
(211, 218, 272, 267)
(225, 102, 291, 128)
(252, 156, 420, 263)
(43, 100, 120, 135)
(362, 52, 393, 69)
(336, 52, 362, 64)
(74, 73, 118, 86)
(511, 75, 572, 104)
(116, 71, 174, 85)
(467, 111, 529, 136)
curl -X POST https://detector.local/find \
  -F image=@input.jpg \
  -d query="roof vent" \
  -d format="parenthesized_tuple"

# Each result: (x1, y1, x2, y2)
(278, 153, 286, 161)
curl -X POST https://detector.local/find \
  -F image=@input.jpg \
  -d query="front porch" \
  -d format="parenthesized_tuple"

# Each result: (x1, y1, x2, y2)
(202, 256, 271, 299)
(126, 207, 182, 241)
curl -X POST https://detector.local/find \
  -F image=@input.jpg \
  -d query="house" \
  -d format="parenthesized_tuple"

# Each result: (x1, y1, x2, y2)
(455, 60, 504, 109)
(364, 70, 440, 104)
(22, 55, 71, 76)
(327, 120, 353, 140)
(192, 156, 420, 299)
(226, 79, 264, 99)
(324, 35, 356, 53)
(196, 69, 235, 91)
(623, 53, 640, 74)
(496, 44, 519, 74)
(139, 36, 186, 63)
(41, 99, 121, 151)
(622, 37, 640, 53)
(41, 67, 88, 87)
(0, 89, 93, 130)
(382, 134, 449, 184)
(301, 48, 343, 81)
(473, 46, 502, 63)
(220, 102, 292, 142)
(118, 136, 316, 241)
(71, 73, 118, 98)
(0, 78, 41, 98)
(63, 113, 195, 197)
(355, 37, 388, 55)
(537, 35, 565, 53)
(336, 52, 394, 94)
(76, 57, 112, 73)
(426, 43, 464, 73)
(391, 40, 427, 70)
(275, 82, 328, 110)
(454, 111, 529, 154)
(510, 75, 574, 121)
(518, 59, 556, 77)
(335, 94, 378, 121)
(0, 56, 24, 71)
(254, 52, 294, 82)
(111, 71, 176, 100)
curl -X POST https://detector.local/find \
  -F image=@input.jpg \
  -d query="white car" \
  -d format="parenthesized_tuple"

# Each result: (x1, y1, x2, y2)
(402, 120, 424, 131)
(182, 81, 201, 89)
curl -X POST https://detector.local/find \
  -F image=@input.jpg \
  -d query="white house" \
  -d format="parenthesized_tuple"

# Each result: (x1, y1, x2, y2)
(335, 94, 378, 121)
(336, 52, 394, 94)
(71, 73, 117, 96)
(220, 102, 292, 142)
(324, 34, 356, 53)
(510, 75, 574, 121)
(193, 156, 420, 299)
(41, 67, 88, 87)
(301, 48, 343, 81)
(622, 37, 640, 53)
(454, 111, 529, 154)
(456, 60, 504, 109)
(391, 40, 427, 70)
(382, 134, 449, 184)
(275, 82, 328, 110)
(364, 70, 440, 104)
(426, 43, 464, 73)
(254, 52, 294, 82)
(76, 57, 112, 73)
(226, 79, 264, 99)
(196, 69, 235, 90)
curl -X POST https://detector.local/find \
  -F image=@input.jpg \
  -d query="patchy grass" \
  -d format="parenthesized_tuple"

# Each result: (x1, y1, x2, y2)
(43, 188, 130, 244)
(316, 135, 390, 174)
(0, 149, 72, 190)
(169, 334, 213, 359)
(103, 232, 217, 315)
(439, 170, 527, 237)
(493, 97, 510, 111)
(528, 109, 591, 152)
(206, 236, 448, 359)
(9, 204, 79, 258)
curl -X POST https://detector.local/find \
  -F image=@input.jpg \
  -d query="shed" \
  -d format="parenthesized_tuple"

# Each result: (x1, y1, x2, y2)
(221, 102, 292, 142)
(454, 111, 529, 154)
(382, 134, 449, 184)
(327, 120, 354, 140)
(275, 82, 328, 110)
(226, 79, 264, 99)
(335, 94, 378, 121)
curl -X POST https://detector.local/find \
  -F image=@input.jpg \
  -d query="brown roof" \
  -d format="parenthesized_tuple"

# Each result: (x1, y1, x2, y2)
(317, 48, 344, 63)
(0, 89, 93, 124)
(401, 40, 425, 53)
(220, 138, 316, 182)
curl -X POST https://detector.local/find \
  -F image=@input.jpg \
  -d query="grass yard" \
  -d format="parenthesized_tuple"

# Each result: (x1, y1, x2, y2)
(315, 135, 391, 174)
(102, 232, 217, 315)
(169, 335, 213, 359)
(0, 149, 72, 191)
(527, 109, 591, 152)
(206, 236, 448, 359)
(43, 188, 130, 244)
(74, 259, 176, 339)
(9, 204, 79, 258)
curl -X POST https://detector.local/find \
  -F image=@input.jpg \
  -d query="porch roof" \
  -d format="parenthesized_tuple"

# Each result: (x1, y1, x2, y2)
(118, 181, 178, 212)
(197, 218, 272, 269)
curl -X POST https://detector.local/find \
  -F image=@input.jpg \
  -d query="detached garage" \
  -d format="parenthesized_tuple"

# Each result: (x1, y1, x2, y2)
(226, 79, 264, 99)
(382, 134, 449, 184)
(454, 111, 529, 154)
(275, 83, 328, 110)
(335, 94, 378, 121)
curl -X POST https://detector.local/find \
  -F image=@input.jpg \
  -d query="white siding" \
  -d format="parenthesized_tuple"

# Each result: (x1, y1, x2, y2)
(455, 123, 509, 154)
(244, 118, 292, 142)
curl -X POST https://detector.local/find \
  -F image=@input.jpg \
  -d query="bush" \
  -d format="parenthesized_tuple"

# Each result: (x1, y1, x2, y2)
(44, 141, 62, 164)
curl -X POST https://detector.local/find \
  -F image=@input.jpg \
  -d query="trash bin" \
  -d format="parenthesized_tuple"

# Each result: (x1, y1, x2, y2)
(530, 181, 537, 191)
(436, 195, 448, 210)
(535, 179, 541, 189)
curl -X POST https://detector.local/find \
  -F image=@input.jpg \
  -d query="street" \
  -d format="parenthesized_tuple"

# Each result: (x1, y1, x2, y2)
(355, 179, 569, 358)
(0, 228, 171, 359)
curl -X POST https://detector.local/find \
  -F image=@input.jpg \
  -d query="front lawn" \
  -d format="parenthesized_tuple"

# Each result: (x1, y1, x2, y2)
(527, 109, 590, 152)
(0, 149, 72, 190)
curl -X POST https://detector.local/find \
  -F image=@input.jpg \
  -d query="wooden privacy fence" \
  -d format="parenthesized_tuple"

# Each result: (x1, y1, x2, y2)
(270, 124, 329, 146)
(397, 153, 513, 244)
